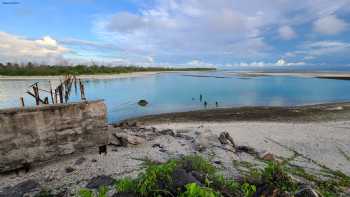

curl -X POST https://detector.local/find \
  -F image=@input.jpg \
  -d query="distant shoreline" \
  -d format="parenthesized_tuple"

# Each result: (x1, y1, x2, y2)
(232, 71, 350, 80)
(0, 71, 197, 80)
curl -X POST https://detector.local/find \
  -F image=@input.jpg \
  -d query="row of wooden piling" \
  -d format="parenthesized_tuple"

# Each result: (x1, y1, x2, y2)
(20, 75, 86, 107)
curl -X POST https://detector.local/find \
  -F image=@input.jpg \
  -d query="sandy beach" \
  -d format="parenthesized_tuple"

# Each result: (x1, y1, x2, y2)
(1, 103, 350, 195)
(230, 71, 350, 80)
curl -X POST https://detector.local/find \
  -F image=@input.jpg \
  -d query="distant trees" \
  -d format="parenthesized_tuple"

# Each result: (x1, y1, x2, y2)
(0, 62, 215, 76)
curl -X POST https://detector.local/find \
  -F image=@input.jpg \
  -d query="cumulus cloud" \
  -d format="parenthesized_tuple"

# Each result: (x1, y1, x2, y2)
(278, 25, 297, 40)
(221, 59, 306, 67)
(286, 40, 350, 59)
(313, 15, 348, 35)
(0, 32, 68, 64)
(94, 0, 350, 65)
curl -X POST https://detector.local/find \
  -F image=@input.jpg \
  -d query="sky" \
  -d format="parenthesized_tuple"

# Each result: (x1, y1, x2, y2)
(0, 0, 350, 68)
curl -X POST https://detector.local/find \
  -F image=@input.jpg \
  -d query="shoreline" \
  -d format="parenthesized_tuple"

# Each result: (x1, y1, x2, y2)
(122, 101, 350, 124)
(231, 71, 350, 80)
(3, 70, 350, 80)
(0, 71, 193, 80)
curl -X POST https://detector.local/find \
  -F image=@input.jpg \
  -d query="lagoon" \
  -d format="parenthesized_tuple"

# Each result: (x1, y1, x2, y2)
(1, 71, 350, 123)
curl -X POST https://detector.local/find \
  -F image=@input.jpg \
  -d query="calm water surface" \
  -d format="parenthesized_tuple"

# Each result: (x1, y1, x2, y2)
(1, 71, 350, 123)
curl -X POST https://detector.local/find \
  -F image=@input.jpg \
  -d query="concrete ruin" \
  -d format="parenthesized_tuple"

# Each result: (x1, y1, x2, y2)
(0, 100, 108, 173)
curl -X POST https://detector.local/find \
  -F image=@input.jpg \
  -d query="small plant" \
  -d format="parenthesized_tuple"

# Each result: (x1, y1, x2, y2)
(137, 160, 177, 195)
(78, 189, 94, 197)
(97, 186, 108, 197)
(261, 162, 297, 192)
(241, 183, 256, 197)
(78, 187, 109, 197)
(180, 183, 220, 197)
(115, 177, 136, 193)
(212, 174, 239, 193)
(180, 155, 216, 175)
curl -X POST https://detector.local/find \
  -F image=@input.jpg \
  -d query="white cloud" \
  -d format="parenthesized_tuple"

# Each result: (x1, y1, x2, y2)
(313, 15, 348, 35)
(278, 25, 297, 40)
(186, 60, 215, 67)
(0, 32, 68, 64)
(94, 0, 350, 64)
(224, 59, 306, 67)
(287, 40, 350, 58)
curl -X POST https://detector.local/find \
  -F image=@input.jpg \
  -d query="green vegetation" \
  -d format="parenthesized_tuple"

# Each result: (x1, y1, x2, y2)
(0, 62, 215, 76)
(75, 155, 350, 197)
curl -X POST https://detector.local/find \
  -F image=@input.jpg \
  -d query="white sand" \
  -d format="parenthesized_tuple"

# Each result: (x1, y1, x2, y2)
(1, 120, 350, 194)
(153, 121, 350, 175)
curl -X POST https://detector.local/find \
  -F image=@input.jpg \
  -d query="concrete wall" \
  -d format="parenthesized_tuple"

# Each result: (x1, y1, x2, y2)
(0, 100, 108, 173)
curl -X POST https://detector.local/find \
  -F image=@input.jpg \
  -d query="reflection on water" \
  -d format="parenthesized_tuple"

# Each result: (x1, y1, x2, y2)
(1, 72, 350, 123)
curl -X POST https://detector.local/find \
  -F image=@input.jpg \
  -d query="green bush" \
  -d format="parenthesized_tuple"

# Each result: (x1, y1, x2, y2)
(180, 183, 220, 197)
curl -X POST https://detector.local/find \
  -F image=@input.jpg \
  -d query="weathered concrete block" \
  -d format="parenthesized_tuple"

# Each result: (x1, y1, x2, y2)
(0, 100, 108, 173)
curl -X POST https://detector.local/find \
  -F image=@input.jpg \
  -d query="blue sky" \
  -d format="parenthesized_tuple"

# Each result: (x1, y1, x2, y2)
(0, 0, 350, 67)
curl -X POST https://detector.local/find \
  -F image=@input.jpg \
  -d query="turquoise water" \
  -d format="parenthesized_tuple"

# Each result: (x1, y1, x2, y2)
(2, 72, 350, 122)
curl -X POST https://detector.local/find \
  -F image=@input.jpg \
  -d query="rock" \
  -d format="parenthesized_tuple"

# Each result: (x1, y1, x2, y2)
(152, 143, 164, 148)
(75, 157, 86, 165)
(130, 122, 138, 127)
(195, 129, 219, 152)
(175, 133, 194, 140)
(86, 175, 115, 189)
(170, 168, 202, 192)
(126, 135, 146, 145)
(113, 133, 145, 146)
(236, 145, 257, 155)
(214, 160, 222, 165)
(159, 129, 175, 137)
(259, 152, 275, 161)
(218, 132, 235, 147)
(295, 187, 321, 197)
(137, 100, 148, 107)
(191, 171, 206, 183)
(0, 180, 40, 197)
(65, 166, 75, 173)
(109, 136, 123, 146)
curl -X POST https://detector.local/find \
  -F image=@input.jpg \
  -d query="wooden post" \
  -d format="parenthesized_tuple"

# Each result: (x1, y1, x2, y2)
(19, 97, 25, 107)
(54, 89, 58, 104)
(79, 79, 86, 100)
(49, 80, 54, 104)
(74, 75, 77, 94)
(32, 83, 40, 106)
(58, 85, 64, 103)
(44, 97, 49, 104)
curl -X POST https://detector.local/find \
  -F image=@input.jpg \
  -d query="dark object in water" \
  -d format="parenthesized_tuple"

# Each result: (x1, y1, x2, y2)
(99, 145, 107, 155)
(216, 101, 219, 107)
(200, 94, 203, 102)
(138, 99, 149, 107)
(204, 101, 207, 108)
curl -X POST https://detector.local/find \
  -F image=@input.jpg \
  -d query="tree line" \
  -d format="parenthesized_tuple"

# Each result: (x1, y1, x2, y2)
(0, 62, 215, 76)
